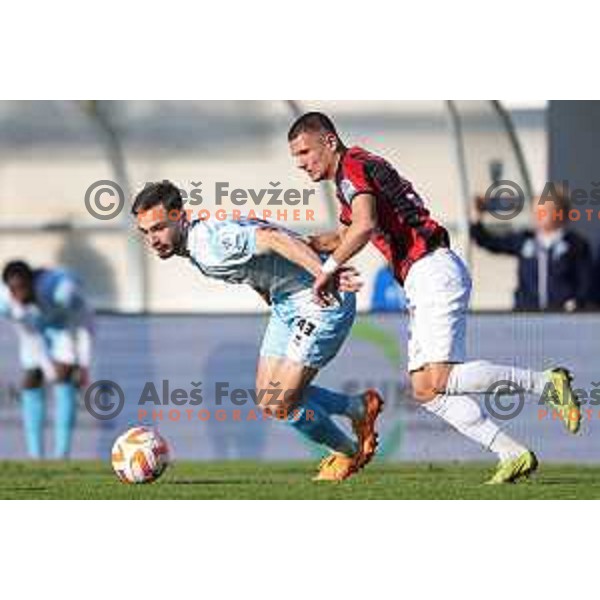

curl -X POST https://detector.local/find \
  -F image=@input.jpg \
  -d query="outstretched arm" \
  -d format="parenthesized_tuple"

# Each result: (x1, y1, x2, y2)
(306, 224, 348, 253)
(469, 195, 523, 255)
(325, 194, 377, 264)
(312, 194, 377, 303)
(255, 227, 362, 305)
(470, 221, 523, 255)
(256, 227, 324, 278)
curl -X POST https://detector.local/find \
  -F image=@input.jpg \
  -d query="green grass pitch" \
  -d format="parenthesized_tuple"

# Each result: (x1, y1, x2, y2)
(1, 460, 599, 499)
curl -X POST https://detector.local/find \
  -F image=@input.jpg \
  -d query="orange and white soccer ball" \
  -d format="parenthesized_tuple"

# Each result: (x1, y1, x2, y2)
(111, 426, 170, 483)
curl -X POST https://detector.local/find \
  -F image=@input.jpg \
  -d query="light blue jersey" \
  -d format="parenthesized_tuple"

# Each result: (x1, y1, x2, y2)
(186, 217, 315, 301)
(0, 268, 88, 330)
(0, 269, 93, 372)
(185, 218, 356, 368)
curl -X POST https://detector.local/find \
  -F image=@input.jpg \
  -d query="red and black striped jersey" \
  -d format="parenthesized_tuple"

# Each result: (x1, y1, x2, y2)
(335, 146, 450, 284)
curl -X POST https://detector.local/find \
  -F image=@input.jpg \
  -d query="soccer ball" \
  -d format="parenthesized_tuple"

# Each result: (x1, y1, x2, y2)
(111, 426, 170, 483)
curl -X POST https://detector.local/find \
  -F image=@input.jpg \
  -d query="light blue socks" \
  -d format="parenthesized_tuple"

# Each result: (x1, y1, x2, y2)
(287, 388, 361, 456)
(54, 382, 77, 458)
(21, 387, 45, 458)
(304, 386, 364, 420)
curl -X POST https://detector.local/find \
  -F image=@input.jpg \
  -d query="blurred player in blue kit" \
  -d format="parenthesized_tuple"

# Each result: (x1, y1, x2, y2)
(0, 261, 94, 459)
(133, 181, 383, 481)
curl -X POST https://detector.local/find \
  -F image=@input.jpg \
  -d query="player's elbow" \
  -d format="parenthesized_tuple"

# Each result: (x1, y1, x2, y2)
(361, 220, 376, 233)
(351, 220, 375, 239)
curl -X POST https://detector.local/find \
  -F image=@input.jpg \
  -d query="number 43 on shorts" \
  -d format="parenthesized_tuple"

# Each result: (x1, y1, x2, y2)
(294, 318, 317, 344)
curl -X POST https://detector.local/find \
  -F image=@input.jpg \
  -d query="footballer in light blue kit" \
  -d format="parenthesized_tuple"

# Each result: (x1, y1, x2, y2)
(0, 261, 94, 458)
(134, 181, 383, 481)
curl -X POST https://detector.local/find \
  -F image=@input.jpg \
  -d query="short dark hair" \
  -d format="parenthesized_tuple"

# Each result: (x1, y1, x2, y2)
(132, 180, 183, 216)
(287, 111, 340, 142)
(3, 260, 33, 285)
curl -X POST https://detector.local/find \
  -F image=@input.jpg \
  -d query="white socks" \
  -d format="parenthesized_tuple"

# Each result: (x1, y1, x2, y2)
(422, 393, 527, 460)
(419, 361, 541, 460)
(489, 430, 528, 461)
(445, 361, 547, 397)
(422, 393, 499, 449)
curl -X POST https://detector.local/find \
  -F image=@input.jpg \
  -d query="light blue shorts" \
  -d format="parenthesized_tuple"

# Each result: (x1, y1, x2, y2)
(260, 289, 356, 369)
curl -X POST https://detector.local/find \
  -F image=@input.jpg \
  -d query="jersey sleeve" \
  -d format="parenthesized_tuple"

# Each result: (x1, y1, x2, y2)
(207, 220, 258, 267)
(339, 203, 353, 226)
(339, 154, 376, 203)
(52, 276, 82, 310)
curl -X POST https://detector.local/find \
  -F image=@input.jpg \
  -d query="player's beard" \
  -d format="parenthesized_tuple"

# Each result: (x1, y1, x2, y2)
(155, 230, 179, 260)
(156, 246, 176, 259)
(172, 221, 190, 257)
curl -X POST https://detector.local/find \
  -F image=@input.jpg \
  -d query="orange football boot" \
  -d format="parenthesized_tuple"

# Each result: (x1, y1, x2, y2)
(312, 453, 357, 482)
(352, 389, 384, 470)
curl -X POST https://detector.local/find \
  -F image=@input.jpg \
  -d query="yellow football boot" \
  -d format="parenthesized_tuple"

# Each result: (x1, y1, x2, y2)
(486, 450, 539, 485)
(544, 368, 581, 434)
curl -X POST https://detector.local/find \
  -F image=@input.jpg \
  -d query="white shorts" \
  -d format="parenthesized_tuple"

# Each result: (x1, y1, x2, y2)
(17, 326, 79, 371)
(404, 248, 472, 372)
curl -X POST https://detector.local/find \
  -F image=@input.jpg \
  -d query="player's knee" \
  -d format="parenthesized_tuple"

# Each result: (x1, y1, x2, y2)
(411, 366, 451, 403)
(255, 382, 299, 419)
(22, 369, 43, 389)
(255, 380, 277, 415)
(411, 381, 439, 403)
(256, 394, 270, 415)
(256, 396, 289, 420)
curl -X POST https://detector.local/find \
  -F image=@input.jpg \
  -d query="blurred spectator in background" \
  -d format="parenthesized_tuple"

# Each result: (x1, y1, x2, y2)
(371, 266, 407, 312)
(590, 247, 600, 307)
(0, 261, 94, 459)
(470, 186, 593, 311)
